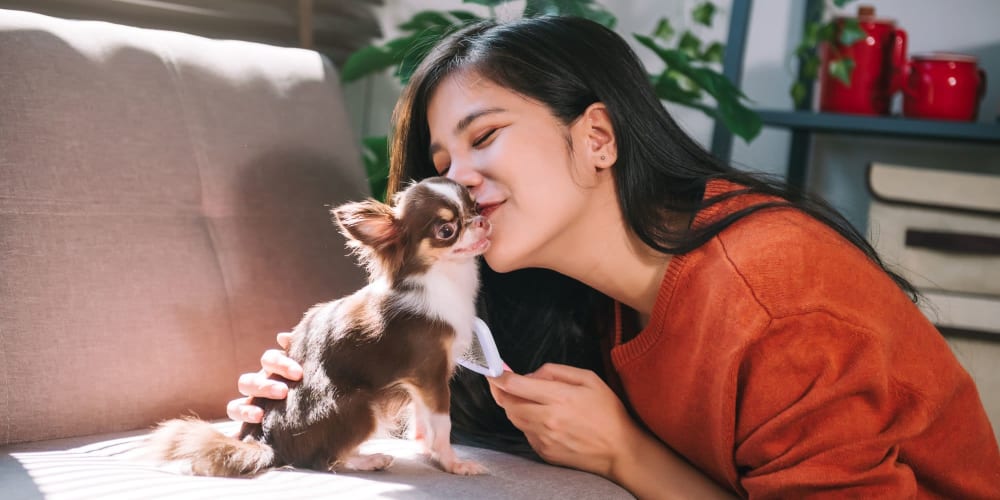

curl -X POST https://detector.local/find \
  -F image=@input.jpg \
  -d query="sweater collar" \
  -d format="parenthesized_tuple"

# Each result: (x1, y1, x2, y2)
(611, 179, 745, 363)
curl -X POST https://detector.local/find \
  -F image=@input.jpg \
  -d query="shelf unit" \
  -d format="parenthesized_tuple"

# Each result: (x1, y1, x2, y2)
(710, 0, 1000, 188)
(755, 110, 1000, 142)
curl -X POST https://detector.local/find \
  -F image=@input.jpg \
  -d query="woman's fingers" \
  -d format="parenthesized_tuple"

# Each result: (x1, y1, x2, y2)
(238, 370, 289, 399)
(276, 331, 294, 350)
(228, 332, 299, 424)
(226, 396, 264, 423)
(488, 378, 537, 409)
(528, 363, 597, 385)
(490, 370, 569, 405)
(260, 348, 303, 381)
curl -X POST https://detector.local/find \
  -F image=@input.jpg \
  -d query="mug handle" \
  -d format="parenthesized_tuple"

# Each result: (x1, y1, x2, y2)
(978, 68, 988, 101)
(889, 28, 908, 94)
(900, 60, 917, 98)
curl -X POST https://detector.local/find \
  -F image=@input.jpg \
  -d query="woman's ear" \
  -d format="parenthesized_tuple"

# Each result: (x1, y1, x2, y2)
(578, 102, 617, 170)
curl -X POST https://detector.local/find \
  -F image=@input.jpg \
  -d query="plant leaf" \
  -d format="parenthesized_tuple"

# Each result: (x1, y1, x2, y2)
(838, 18, 865, 46)
(833, 0, 855, 8)
(672, 97, 761, 143)
(817, 22, 836, 42)
(794, 44, 812, 60)
(715, 94, 762, 142)
(635, 34, 687, 68)
(342, 9, 481, 84)
(524, 0, 616, 28)
(341, 44, 401, 83)
(802, 56, 819, 79)
(678, 31, 702, 59)
(701, 41, 724, 64)
(361, 136, 390, 201)
(584, 9, 616, 29)
(463, 0, 512, 6)
(692, 2, 716, 27)
(828, 58, 855, 85)
(653, 18, 674, 42)
(653, 72, 702, 103)
(396, 26, 451, 84)
(791, 82, 807, 106)
(636, 34, 759, 141)
(399, 10, 482, 30)
(448, 10, 483, 23)
(803, 22, 820, 47)
(399, 11, 453, 31)
(580, 0, 616, 28)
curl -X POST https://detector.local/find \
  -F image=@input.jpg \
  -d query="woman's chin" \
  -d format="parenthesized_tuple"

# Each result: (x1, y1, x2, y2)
(482, 249, 521, 274)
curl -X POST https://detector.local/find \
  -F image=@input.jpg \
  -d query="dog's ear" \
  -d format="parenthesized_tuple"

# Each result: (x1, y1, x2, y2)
(331, 200, 399, 251)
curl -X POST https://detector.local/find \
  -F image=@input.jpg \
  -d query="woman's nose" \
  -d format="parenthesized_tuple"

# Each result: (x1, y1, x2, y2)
(445, 160, 484, 190)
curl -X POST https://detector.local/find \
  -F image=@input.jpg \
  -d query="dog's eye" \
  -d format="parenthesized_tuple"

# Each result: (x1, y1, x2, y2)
(436, 222, 457, 240)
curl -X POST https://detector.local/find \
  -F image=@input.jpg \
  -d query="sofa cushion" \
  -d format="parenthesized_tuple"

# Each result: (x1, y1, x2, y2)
(0, 422, 634, 499)
(0, 9, 369, 445)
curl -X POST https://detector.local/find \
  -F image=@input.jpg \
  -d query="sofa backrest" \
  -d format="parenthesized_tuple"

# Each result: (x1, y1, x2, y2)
(0, 9, 369, 445)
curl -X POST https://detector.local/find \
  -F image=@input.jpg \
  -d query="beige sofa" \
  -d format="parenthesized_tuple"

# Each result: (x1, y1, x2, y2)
(0, 9, 632, 499)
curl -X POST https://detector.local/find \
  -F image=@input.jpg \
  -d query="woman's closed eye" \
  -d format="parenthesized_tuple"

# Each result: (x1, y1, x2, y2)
(472, 128, 498, 148)
(432, 126, 502, 175)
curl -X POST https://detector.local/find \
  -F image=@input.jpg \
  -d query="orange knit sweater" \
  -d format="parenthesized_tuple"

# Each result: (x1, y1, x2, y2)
(609, 180, 1000, 498)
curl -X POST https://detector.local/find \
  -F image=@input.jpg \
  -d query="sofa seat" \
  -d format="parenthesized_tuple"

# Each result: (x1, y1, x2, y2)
(1, 422, 632, 499)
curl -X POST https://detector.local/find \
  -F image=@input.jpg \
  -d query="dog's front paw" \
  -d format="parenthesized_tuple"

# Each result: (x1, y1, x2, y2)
(338, 453, 394, 472)
(441, 458, 488, 476)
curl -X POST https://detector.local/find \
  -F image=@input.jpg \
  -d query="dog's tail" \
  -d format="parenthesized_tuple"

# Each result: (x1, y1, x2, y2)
(148, 417, 276, 477)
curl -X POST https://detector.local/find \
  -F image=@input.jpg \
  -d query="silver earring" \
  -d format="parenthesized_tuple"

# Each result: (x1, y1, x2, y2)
(600, 155, 607, 161)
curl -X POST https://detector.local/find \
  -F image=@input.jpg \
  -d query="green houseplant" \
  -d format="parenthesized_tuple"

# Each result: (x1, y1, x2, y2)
(789, 0, 862, 108)
(341, 0, 762, 199)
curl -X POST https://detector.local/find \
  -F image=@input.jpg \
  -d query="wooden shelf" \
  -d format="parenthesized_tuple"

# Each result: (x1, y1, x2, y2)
(756, 110, 1000, 144)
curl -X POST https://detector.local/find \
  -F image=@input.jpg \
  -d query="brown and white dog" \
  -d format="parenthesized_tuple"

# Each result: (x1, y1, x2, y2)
(149, 177, 491, 477)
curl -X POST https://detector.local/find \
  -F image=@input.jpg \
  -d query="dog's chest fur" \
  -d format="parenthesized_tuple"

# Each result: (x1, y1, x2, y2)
(396, 258, 479, 364)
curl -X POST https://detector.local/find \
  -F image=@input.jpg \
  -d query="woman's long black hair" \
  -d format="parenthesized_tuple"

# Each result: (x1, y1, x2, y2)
(386, 16, 918, 455)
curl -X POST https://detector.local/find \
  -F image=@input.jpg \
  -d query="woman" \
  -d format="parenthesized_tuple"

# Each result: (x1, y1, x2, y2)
(228, 16, 1000, 498)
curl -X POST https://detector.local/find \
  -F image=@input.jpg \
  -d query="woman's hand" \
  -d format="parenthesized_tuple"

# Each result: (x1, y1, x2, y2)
(490, 363, 735, 499)
(487, 363, 637, 478)
(225, 332, 303, 423)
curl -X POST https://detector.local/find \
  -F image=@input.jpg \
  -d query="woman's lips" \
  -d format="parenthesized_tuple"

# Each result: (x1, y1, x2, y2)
(477, 201, 504, 218)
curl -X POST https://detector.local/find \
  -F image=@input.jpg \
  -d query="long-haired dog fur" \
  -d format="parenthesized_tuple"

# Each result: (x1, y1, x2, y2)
(148, 177, 491, 477)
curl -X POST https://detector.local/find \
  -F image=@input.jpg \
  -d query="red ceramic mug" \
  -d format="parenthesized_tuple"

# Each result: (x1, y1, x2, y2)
(903, 53, 987, 121)
(819, 5, 907, 116)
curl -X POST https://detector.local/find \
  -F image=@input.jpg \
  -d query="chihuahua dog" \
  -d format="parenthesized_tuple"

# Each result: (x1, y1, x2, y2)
(149, 177, 491, 477)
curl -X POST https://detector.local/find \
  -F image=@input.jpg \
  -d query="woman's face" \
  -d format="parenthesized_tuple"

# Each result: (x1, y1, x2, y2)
(426, 71, 603, 273)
